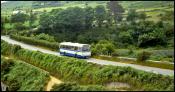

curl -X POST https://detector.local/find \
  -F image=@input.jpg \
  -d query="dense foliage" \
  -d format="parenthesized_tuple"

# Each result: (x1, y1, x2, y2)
(51, 82, 107, 91)
(10, 34, 59, 50)
(136, 51, 151, 62)
(1, 57, 50, 91)
(91, 40, 115, 56)
(37, 5, 173, 49)
(1, 40, 174, 91)
(11, 13, 29, 23)
(34, 33, 56, 42)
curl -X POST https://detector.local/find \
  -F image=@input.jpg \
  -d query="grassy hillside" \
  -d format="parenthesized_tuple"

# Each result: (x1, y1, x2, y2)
(2, 1, 173, 22)
(1, 1, 32, 15)
(2, 1, 173, 13)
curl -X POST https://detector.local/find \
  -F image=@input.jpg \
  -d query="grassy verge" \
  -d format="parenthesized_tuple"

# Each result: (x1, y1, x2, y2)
(92, 55, 174, 70)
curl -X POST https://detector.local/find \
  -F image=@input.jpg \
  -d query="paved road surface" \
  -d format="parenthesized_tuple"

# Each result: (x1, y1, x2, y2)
(1, 36, 174, 76)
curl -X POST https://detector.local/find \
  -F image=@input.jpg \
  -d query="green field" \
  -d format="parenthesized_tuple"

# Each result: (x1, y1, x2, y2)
(2, 1, 173, 22)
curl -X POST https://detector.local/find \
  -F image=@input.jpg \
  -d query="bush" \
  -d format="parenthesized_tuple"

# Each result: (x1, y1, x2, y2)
(10, 34, 59, 50)
(14, 23, 29, 30)
(35, 33, 56, 42)
(111, 50, 119, 57)
(118, 31, 133, 44)
(137, 28, 166, 47)
(137, 51, 151, 62)
(92, 40, 115, 56)
(51, 82, 107, 91)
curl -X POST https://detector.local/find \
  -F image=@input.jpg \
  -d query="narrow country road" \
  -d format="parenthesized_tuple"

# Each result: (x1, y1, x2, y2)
(1, 36, 174, 76)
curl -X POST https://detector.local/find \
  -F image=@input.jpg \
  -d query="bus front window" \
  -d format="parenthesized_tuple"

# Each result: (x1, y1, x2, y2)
(82, 45, 90, 52)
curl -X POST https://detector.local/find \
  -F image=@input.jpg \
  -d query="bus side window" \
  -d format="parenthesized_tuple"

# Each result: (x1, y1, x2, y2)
(78, 47, 82, 51)
(61, 45, 64, 49)
(74, 47, 78, 51)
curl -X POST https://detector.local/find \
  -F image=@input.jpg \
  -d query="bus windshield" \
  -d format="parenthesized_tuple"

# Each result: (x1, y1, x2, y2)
(82, 45, 90, 52)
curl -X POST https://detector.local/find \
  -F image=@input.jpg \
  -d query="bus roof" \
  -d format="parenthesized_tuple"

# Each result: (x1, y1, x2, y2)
(60, 42, 90, 47)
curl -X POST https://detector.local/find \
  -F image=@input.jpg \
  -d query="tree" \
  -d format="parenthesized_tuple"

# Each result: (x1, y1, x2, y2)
(94, 5, 106, 27)
(105, 10, 113, 27)
(39, 12, 54, 33)
(53, 7, 85, 32)
(107, 1, 124, 23)
(138, 12, 147, 21)
(84, 7, 94, 29)
(126, 9, 138, 23)
(29, 10, 37, 28)
(11, 13, 29, 23)
(118, 31, 133, 44)
(92, 40, 115, 55)
(138, 28, 166, 47)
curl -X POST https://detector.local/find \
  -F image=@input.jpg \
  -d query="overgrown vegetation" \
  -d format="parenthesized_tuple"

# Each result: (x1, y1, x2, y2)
(1, 57, 50, 91)
(136, 51, 151, 62)
(1, 40, 174, 91)
(10, 34, 59, 51)
(51, 82, 108, 91)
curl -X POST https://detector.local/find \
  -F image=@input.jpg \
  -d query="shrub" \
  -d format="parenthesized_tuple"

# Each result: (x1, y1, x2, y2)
(118, 31, 133, 44)
(35, 33, 56, 42)
(51, 82, 107, 91)
(138, 28, 166, 47)
(137, 51, 151, 62)
(92, 40, 115, 56)
(10, 34, 59, 50)
(111, 50, 119, 57)
(14, 23, 29, 30)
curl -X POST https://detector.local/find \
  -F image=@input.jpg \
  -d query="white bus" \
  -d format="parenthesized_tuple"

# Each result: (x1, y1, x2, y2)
(59, 42, 91, 58)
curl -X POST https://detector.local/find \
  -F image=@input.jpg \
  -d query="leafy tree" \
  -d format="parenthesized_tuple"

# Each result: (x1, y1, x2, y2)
(53, 7, 85, 32)
(14, 23, 29, 30)
(94, 5, 106, 27)
(107, 1, 124, 23)
(11, 13, 29, 23)
(92, 40, 115, 55)
(138, 12, 147, 21)
(84, 7, 94, 29)
(138, 28, 166, 47)
(105, 10, 113, 28)
(118, 31, 133, 44)
(126, 9, 138, 23)
(39, 12, 54, 33)
(29, 10, 37, 28)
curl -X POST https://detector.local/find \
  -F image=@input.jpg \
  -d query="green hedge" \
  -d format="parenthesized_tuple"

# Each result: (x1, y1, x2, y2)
(51, 82, 107, 91)
(10, 34, 59, 51)
(1, 57, 50, 91)
(1, 40, 174, 91)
